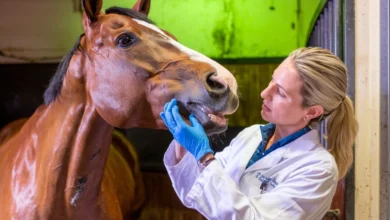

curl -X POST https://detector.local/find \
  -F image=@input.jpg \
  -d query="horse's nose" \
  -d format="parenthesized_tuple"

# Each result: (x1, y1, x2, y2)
(204, 72, 229, 98)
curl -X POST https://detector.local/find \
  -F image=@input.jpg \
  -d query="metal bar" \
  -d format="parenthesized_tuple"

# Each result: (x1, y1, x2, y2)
(343, 0, 355, 218)
(380, 0, 390, 219)
(318, 16, 322, 47)
(324, 6, 329, 49)
(333, 0, 343, 59)
(316, 23, 320, 46)
(320, 14, 325, 47)
(328, 1, 334, 52)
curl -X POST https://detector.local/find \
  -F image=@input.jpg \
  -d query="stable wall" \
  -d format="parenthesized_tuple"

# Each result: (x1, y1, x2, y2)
(0, 0, 324, 63)
(354, 0, 382, 219)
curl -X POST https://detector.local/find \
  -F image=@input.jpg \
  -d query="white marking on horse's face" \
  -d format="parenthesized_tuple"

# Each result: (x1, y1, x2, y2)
(133, 19, 238, 95)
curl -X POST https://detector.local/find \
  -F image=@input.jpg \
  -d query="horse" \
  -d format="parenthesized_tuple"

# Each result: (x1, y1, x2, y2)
(0, 0, 239, 219)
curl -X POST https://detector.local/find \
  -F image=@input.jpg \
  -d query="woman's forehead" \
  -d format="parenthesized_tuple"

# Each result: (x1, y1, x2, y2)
(273, 58, 302, 93)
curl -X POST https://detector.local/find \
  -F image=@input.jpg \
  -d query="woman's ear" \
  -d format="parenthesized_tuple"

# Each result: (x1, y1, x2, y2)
(305, 105, 324, 120)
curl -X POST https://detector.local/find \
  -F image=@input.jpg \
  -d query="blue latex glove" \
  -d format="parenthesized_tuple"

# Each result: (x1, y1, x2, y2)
(160, 99, 214, 161)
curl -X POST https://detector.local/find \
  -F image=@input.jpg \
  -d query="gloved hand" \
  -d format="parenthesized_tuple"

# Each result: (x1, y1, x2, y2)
(160, 99, 214, 161)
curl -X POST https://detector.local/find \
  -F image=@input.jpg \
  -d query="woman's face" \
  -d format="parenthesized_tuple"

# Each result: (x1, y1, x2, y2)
(260, 57, 307, 127)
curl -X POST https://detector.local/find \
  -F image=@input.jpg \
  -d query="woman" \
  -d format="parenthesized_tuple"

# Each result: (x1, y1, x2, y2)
(160, 47, 358, 219)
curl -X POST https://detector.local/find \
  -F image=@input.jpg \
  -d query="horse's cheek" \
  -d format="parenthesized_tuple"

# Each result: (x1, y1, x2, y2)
(90, 82, 144, 127)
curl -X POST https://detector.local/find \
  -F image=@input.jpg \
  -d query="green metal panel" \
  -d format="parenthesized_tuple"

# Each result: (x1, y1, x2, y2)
(103, 0, 324, 59)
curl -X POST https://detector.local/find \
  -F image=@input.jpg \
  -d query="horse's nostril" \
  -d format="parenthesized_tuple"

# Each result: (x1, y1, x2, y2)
(206, 73, 225, 90)
(205, 72, 228, 96)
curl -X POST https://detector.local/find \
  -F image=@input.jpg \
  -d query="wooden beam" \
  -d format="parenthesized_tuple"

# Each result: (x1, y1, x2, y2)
(354, 0, 381, 219)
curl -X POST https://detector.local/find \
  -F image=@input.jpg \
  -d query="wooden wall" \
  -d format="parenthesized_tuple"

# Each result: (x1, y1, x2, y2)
(223, 63, 280, 127)
(139, 172, 205, 220)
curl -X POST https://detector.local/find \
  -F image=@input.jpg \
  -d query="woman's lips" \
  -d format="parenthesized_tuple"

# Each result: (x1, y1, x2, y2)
(262, 103, 271, 112)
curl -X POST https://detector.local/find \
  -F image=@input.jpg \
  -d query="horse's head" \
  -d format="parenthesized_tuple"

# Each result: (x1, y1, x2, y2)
(50, 0, 239, 135)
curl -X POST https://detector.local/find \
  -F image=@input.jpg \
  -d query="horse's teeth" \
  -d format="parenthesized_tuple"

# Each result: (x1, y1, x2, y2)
(208, 114, 227, 126)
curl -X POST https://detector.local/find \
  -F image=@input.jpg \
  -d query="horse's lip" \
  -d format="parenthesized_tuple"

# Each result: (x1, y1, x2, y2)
(185, 102, 227, 126)
(189, 103, 212, 115)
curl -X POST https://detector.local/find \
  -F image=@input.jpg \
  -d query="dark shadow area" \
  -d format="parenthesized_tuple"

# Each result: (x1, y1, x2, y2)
(0, 64, 57, 127)
(124, 127, 244, 172)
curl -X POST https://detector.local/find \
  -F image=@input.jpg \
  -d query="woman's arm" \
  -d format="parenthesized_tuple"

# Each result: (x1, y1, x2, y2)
(171, 141, 216, 167)
(164, 140, 231, 208)
(173, 140, 187, 163)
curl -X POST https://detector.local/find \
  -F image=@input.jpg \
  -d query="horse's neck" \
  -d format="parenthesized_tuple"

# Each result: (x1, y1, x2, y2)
(31, 73, 114, 214)
(31, 100, 112, 208)
(62, 103, 113, 207)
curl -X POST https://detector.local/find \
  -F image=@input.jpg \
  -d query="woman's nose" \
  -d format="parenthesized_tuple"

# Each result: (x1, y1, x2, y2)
(260, 84, 272, 99)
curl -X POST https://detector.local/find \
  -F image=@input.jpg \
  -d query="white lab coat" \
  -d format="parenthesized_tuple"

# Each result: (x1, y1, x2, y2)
(164, 124, 338, 220)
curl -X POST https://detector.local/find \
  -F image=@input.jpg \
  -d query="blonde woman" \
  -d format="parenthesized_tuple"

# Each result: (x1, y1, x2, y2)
(160, 47, 358, 220)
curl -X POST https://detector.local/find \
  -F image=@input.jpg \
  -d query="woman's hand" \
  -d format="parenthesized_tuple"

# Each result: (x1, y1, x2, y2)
(160, 99, 214, 161)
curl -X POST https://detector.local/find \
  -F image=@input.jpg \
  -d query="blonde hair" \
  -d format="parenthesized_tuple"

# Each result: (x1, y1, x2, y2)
(288, 47, 358, 179)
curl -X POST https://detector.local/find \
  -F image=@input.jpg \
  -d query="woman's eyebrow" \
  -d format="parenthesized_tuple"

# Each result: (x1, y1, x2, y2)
(271, 77, 288, 94)
(277, 84, 288, 94)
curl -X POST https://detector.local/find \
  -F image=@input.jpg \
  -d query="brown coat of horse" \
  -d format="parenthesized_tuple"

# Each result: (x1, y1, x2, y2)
(0, 0, 239, 219)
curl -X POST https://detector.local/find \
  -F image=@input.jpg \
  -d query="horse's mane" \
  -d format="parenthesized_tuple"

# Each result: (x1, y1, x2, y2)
(43, 35, 83, 105)
(43, 7, 154, 105)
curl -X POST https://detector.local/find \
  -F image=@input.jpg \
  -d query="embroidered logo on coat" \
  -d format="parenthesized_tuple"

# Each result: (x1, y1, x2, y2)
(255, 172, 278, 192)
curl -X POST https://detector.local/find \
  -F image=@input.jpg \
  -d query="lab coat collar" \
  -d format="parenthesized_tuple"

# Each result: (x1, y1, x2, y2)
(282, 129, 321, 159)
(225, 127, 262, 184)
(243, 129, 321, 173)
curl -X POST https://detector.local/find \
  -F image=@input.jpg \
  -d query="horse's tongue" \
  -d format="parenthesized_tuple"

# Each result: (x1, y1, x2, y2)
(208, 114, 227, 126)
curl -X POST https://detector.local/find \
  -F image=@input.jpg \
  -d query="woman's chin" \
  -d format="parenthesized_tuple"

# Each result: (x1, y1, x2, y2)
(260, 111, 271, 122)
(260, 110, 267, 118)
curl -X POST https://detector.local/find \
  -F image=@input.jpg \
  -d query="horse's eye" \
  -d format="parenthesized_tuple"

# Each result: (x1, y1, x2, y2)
(117, 34, 136, 48)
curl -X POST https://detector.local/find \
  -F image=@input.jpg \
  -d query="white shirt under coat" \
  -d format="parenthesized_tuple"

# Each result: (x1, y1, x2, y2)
(163, 124, 339, 220)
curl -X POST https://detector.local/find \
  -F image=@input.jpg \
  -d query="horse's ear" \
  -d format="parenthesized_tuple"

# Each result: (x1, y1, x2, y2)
(81, 0, 103, 23)
(132, 0, 151, 16)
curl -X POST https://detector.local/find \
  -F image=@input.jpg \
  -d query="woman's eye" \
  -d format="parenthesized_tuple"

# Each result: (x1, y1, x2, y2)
(277, 88, 286, 97)
(117, 34, 136, 48)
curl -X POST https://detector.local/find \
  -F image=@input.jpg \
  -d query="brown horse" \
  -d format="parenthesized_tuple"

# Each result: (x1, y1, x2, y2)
(0, 0, 239, 219)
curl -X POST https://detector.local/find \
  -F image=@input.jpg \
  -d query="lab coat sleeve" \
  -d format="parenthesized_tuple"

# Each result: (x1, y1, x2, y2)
(163, 140, 201, 208)
(163, 138, 234, 208)
(185, 162, 337, 220)
(163, 125, 259, 210)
